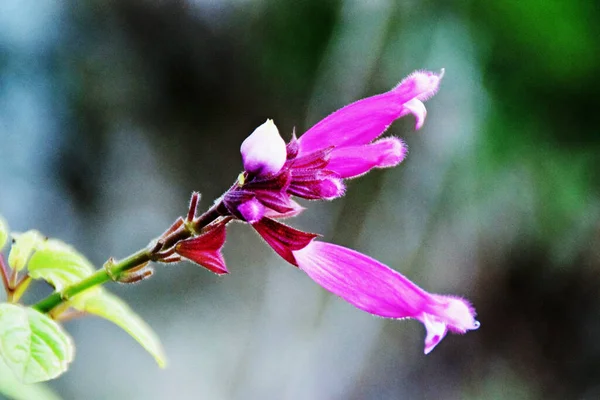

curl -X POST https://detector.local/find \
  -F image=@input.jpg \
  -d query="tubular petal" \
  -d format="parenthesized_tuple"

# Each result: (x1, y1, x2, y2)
(293, 241, 478, 353)
(263, 199, 306, 219)
(327, 137, 408, 178)
(237, 198, 265, 223)
(395, 69, 444, 102)
(287, 175, 346, 200)
(297, 70, 443, 154)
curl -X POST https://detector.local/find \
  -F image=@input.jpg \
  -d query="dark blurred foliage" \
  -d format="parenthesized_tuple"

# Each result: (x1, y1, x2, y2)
(1, 0, 600, 399)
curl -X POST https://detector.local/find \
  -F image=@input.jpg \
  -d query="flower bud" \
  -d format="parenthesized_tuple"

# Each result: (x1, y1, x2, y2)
(8, 230, 44, 271)
(241, 119, 287, 177)
(0, 216, 8, 251)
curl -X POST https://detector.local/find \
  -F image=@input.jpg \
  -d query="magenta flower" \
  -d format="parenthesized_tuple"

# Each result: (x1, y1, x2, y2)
(294, 69, 443, 178)
(249, 218, 479, 353)
(294, 241, 479, 354)
(227, 69, 445, 223)
(202, 69, 478, 353)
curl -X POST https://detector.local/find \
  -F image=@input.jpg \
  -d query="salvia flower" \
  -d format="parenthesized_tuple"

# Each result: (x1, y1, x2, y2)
(193, 69, 478, 353)
(228, 69, 445, 223)
(294, 241, 479, 354)
(246, 217, 479, 353)
(294, 69, 443, 179)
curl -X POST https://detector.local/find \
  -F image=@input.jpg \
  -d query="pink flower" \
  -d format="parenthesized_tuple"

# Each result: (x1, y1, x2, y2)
(193, 69, 479, 353)
(230, 69, 444, 222)
(249, 218, 479, 353)
(297, 70, 443, 151)
(295, 69, 443, 179)
(294, 241, 479, 354)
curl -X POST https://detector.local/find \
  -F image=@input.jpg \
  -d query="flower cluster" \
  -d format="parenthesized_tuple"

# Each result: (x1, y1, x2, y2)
(176, 69, 479, 353)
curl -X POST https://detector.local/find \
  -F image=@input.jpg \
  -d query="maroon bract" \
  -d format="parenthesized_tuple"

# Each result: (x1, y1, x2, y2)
(175, 223, 228, 275)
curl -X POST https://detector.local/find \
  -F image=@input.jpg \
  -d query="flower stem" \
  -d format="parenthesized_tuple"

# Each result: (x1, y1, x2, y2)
(0, 255, 10, 296)
(32, 195, 228, 315)
(11, 275, 32, 303)
(9, 268, 18, 290)
(33, 246, 152, 314)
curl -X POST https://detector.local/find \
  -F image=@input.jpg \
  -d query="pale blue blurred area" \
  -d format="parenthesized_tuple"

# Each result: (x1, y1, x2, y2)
(0, 1, 75, 236)
(1, 0, 599, 399)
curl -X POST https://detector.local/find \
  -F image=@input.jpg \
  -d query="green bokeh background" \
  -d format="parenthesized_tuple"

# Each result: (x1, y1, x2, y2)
(1, 0, 599, 399)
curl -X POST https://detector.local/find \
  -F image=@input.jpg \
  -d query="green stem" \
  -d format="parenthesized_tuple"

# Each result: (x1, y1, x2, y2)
(11, 275, 32, 303)
(32, 196, 228, 315)
(33, 247, 152, 314)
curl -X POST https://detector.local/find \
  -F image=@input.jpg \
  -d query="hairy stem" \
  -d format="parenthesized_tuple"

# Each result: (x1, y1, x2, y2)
(32, 196, 228, 315)
(33, 246, 153, 313)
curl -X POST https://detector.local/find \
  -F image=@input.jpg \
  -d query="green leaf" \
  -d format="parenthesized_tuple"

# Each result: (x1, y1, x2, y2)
(0, 357, 62, 400)
(72, 290, 167, 368)
(25, 238, 165, 367)
(0, 216, 8, 251)
(0, 303, 74, 383)
(27, 239, 96, 291)
(8, 230, 45, 272)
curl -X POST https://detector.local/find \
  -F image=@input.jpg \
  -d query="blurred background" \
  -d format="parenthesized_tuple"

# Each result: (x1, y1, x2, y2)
(1, 0, 599, 399)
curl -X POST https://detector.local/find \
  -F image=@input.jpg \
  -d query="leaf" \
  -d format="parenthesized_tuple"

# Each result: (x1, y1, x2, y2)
(8, 230, 45, 272)
(73, 290, 167, 368)
(25, 238, 165, 367)
(0, 357, 63, 400)
(0, 216, 8, 251)
(27, 239, 96, 291)
(0, 303, 74, 383)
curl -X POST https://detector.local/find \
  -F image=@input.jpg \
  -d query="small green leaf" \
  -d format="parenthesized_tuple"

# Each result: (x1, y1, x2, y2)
(0, 303, 74, 383)
(0, 216, 8, 251)
(8, 230, 45, 272)
(0, 357, 63, 400)
(73, 290, 167, 368)
(27, 239, 96, 290)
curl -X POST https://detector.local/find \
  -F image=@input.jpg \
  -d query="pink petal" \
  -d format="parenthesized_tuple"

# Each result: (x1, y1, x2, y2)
(237, 198, 265, 223)
(420, 314, 448, 355)
(402, 98, 427, 131)
(287, 174, 346, 200)
(253, 190, 296, 214)
(252, 218, 318, 265)
(263, 199, 306, 219)
(243, 169, 291, 192)
(175, 223, 228, 275)
(223, 190, 255, 217)
(297, 70, 443, 154)
(317, 177, 346, 200)
(398, 68, 444, 102)
(327, 137, 408, 179)
(293, 241, 479, 353)
(241, 119, 287, 177)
